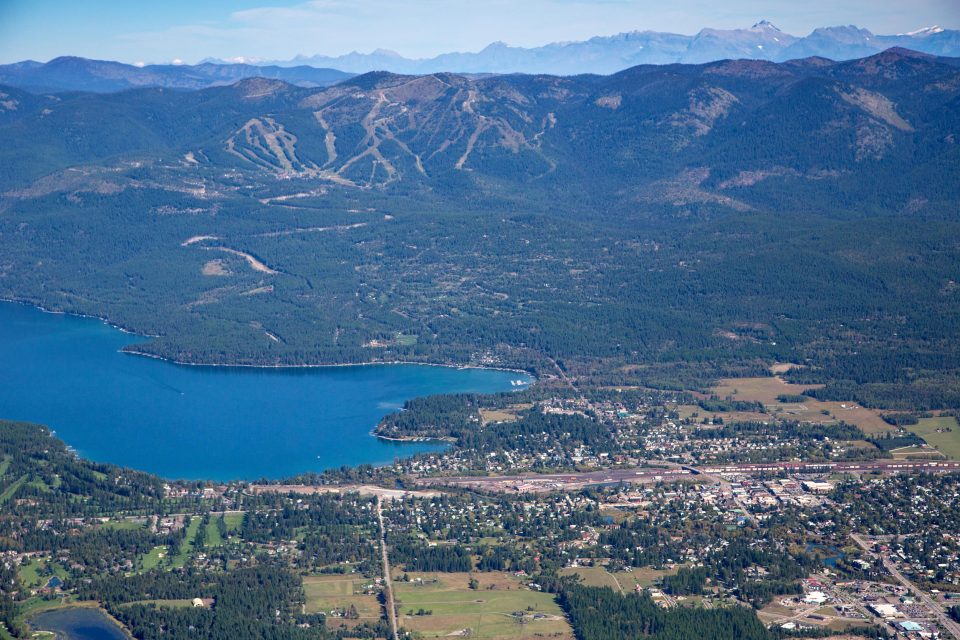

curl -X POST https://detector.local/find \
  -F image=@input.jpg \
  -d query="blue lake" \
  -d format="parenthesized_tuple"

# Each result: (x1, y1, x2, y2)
(0, 301, 528, 480)
(30, 607, 129, 640)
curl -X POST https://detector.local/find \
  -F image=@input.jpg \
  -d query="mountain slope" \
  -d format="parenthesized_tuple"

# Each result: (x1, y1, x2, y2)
(5, 49, 955, 195)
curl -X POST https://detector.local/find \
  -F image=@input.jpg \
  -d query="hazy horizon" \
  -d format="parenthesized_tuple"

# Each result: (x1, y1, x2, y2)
(1, 0, 959, 66)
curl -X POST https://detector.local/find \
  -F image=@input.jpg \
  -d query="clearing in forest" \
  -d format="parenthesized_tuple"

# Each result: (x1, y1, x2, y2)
(303, 575, 382, 624)
(394, 572, 572, 639)
(909, 416, 960, 459)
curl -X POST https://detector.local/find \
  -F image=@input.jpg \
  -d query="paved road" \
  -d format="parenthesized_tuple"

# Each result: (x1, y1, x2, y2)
(851, 533, 960, 640)
(376, 496, 399, 640)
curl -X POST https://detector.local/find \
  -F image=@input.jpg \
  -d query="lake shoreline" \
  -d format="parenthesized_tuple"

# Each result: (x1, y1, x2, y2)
(122, 347, 536, 379)
(0, 297, 160, 338)
(0, 299, 529, 480)
(0, 297, 535, 379)
(27, 602, 134, 640)
(371, 431, 456, 443)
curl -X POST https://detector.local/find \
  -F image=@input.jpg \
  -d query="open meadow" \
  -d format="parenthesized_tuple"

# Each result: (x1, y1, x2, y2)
(909, 416, 960, 460)
(394, 572, 572, 639)
(302, 574, 382, 627)
(711, 375, 892, 435)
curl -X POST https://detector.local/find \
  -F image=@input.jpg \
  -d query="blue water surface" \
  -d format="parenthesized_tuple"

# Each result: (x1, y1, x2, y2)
(30, 607, 129, 640)
(0, 302, 527, 480)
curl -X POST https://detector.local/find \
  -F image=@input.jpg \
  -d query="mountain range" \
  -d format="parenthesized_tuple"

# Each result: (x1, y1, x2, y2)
(2, 47, 958, 201)
(227, 21, 960, 75)
(3, 22, 958, 94)
(0, 57, 353, 93)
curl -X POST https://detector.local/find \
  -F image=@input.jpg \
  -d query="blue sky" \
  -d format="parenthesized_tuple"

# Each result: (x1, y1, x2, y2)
(1, 0, 958, 64)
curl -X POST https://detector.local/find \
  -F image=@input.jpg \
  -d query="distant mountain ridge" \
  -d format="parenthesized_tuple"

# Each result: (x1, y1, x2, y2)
(3, 22, 957, 94)
(0, 57, 354, 93)
(227, 21, 960, 75)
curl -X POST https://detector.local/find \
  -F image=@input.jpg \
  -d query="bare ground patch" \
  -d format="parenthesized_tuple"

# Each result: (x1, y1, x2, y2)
(201, 259, 231, 276)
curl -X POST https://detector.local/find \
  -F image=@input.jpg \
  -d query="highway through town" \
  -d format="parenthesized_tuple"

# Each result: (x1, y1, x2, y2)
(851, 533, 960, 640)
(376, 496, 399, 640)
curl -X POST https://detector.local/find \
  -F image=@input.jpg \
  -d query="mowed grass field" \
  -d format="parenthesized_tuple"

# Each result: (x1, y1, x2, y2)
(18, 557, 69, 589)
(204, 519, 223, 547)
(0, 475, 27, 504)
(712, 376, 820, 405)
(710, 376, 891, 435)
(222, 512, 244, 532)
(910, 416, 960, 460)
(479, 404, 532, 426)
(139, 546, 168, 571)
(614, 567, 679, 590)
(170, 517, 202, 567)
(676, 404, 769, 425)
(558, 566, 622, 591)
(558, 565, 678, 593)
(120, 599, 196, 609)
(303, 575, 381, 622)
(99, 519, 148, 532)
(394, 572, 572, 639)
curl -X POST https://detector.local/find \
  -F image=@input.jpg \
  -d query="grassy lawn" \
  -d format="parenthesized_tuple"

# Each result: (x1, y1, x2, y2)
(910, 416, 960, 460)
(613, 566, 679, 590)
(303, 575, 381, 621)
(222, 512, 244, 533)
(99, 519, 148, 532)
(26, 478, 52, 492)
(120, 599, 196, 609)
(27, 474, 60, 491)
(480, 409, 520, 425)
(139, 546, 168, 572)
(170, 518, 201, 567)
(17, 559, 43, 589)
(558, 566, 622, 591)
(480, 404, 532, 426)
(18, 558, 69, 589)
(558, 565, 679, 593)
(17, 596, 97, 618)
(0, 455, 11, 478)
(204, 520, 224, 547)
(890, 445, 944, 459)
(394, 572, 571, 639)
(0, 475, 27, 504)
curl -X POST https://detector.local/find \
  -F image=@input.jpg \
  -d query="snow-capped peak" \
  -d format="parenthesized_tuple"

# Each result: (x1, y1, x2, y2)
(901, 25, 944, 37)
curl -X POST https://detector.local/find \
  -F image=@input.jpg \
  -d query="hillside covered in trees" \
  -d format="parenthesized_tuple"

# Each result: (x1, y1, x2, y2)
(1, 49, 959, 408)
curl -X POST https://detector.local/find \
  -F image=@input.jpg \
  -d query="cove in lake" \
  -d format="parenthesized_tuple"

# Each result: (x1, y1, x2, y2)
(0, 302, 528, 480)
(30, 607, 129, 640)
